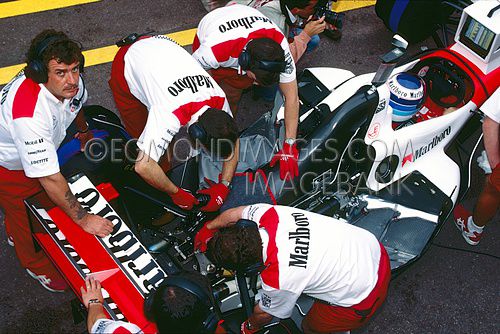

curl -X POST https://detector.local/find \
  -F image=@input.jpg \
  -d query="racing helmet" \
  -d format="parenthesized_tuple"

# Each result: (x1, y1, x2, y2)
(387, 72, 425, 122)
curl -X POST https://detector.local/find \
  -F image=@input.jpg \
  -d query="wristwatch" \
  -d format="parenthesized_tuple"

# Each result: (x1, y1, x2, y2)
(221, 179, 231, 189)
(285, 138, 296, 145)
(87, 298, 102, 308)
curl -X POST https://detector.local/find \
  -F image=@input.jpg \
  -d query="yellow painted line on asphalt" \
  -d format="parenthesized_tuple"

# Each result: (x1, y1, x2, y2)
(0, 0, 101, 19)
(332, 0, 376, 12)
(0, 0, 377, 85)
(0, 29, 198, 85)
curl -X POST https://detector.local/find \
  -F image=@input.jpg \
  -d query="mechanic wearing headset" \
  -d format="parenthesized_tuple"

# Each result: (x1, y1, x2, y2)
(228, 0, 327, 62)
(205, 204, 391, 334)
(81, 272, 223, 334)
(192, 4, 300, 181)
(109, 35, 240, 212)
(0, 30, 113, 293)
(454, 87, 500, 245)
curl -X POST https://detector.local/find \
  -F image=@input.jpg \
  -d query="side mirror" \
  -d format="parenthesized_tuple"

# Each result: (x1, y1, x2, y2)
(392, 34, 409, 50)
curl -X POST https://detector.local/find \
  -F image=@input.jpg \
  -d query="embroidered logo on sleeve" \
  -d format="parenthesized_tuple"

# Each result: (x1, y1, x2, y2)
(261, 293, 272, 308)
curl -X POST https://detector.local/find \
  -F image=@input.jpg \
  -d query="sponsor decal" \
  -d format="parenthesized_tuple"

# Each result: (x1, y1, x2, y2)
(375, 99, 386, 114)
(167, 75, 215, 97)
(24, 138, 44, 146)
(418, 66, 429, 77)
(403, 126, 452, 165)
(388, 78, 423, 99)
(367, 122, 380, 139)
(68, 175, 167, 294)
(34, 207, 127, 320)
(27, 149, 47, 155)
(30, 157, 48, 165)
(288, 212, 310, 269)
(218, 15, 272, 33)
(284, 52, 294, 75)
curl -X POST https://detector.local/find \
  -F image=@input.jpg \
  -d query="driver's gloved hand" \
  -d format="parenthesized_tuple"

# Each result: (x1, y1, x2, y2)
(169, 187, 199, 210)
(198, 178, 230, 212)
(194, 221, 216, 252)
(270, 141, 299, 181)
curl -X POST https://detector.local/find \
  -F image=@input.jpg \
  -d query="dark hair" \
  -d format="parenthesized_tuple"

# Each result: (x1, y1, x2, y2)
(198, 108, 239, 159)
(144, 271, 211, 334)
(24, 29, 83, 78)
(283, 0, 313, 9)
(246, 38, 285, 86)
(206, 226, 263, 271)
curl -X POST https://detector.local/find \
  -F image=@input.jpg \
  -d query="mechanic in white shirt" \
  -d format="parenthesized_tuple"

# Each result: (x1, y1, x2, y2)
(205, 204, 391, 333)
(454, 87, 500, 245)
(109, 36, 240, 212)
(0, 30, 113, 292)
(192, 4, 300, 181)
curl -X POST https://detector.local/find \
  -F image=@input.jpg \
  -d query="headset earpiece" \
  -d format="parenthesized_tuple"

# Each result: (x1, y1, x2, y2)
(164, 276, 220, 333)
(236, 219, 258, 229)
(238, 49, 252, 70)
(188, 122, 210, 147)
(26, 35, 84, 83)
(238, 49, 286, 73)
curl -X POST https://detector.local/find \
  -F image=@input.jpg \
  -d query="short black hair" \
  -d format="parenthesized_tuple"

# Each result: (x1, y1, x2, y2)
(144, 271, 211, 334)
(283, 0, 313, 9)
(24, 29, 83, 79)
(206, 226, 263, 271)
(246, 38, 285, 87)
(198, 108, 239, 159)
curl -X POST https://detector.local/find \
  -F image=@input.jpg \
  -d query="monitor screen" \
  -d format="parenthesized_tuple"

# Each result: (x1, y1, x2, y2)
(459, 15, 496, 59)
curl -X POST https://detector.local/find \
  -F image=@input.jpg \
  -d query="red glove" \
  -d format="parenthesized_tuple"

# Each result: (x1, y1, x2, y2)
(169, 188, 199, 210)
(270, 142, 299, 181)
(194, 222, 216, 252)
(198, 178, 230, 212)
(241, 320, 259, 334)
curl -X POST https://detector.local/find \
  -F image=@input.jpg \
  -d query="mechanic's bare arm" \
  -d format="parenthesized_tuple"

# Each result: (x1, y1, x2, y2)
(80, 277, 106, 333)
(206, 205, 246, 230)
(220, 138, 240, 183)
(134, 150, 178, 194)
(38, 172, 114, 237)
(247, 304, 274, 329)
(483, 116, 500, 169)
(279, 80, 299, 140)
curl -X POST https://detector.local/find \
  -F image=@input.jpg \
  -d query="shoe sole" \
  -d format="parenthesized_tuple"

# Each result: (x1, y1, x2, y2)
(25, 269, 66, 293)
(454, 218, 480, 246)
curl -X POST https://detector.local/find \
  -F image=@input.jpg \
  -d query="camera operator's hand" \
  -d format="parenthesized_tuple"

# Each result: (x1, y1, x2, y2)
(304, 15, 326, 37)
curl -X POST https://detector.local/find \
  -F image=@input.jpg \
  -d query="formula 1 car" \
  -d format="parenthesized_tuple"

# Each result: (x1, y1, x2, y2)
(26, 1, 499, 332)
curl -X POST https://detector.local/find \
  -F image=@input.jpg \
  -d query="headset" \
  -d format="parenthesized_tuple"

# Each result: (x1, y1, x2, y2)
(26, 35, 85, 84)
(238, 49, 287, 73)
(188, 122, 212, 147)
(144, 275, 221, 333)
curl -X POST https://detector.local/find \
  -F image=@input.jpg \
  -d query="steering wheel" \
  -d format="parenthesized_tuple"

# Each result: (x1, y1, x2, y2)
(422, 61, 466, 108)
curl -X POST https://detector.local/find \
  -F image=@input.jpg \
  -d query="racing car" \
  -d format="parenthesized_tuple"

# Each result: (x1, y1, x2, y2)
(26, 0, 499, 332)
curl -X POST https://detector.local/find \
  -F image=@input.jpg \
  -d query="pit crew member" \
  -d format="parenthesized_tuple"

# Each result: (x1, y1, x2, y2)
(192, 4, 300, 181)
(454, 87, 500, 245)
(206, 204, 391, 333)
(109, 35, 240, 212)
(0, 30, 114, 292)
